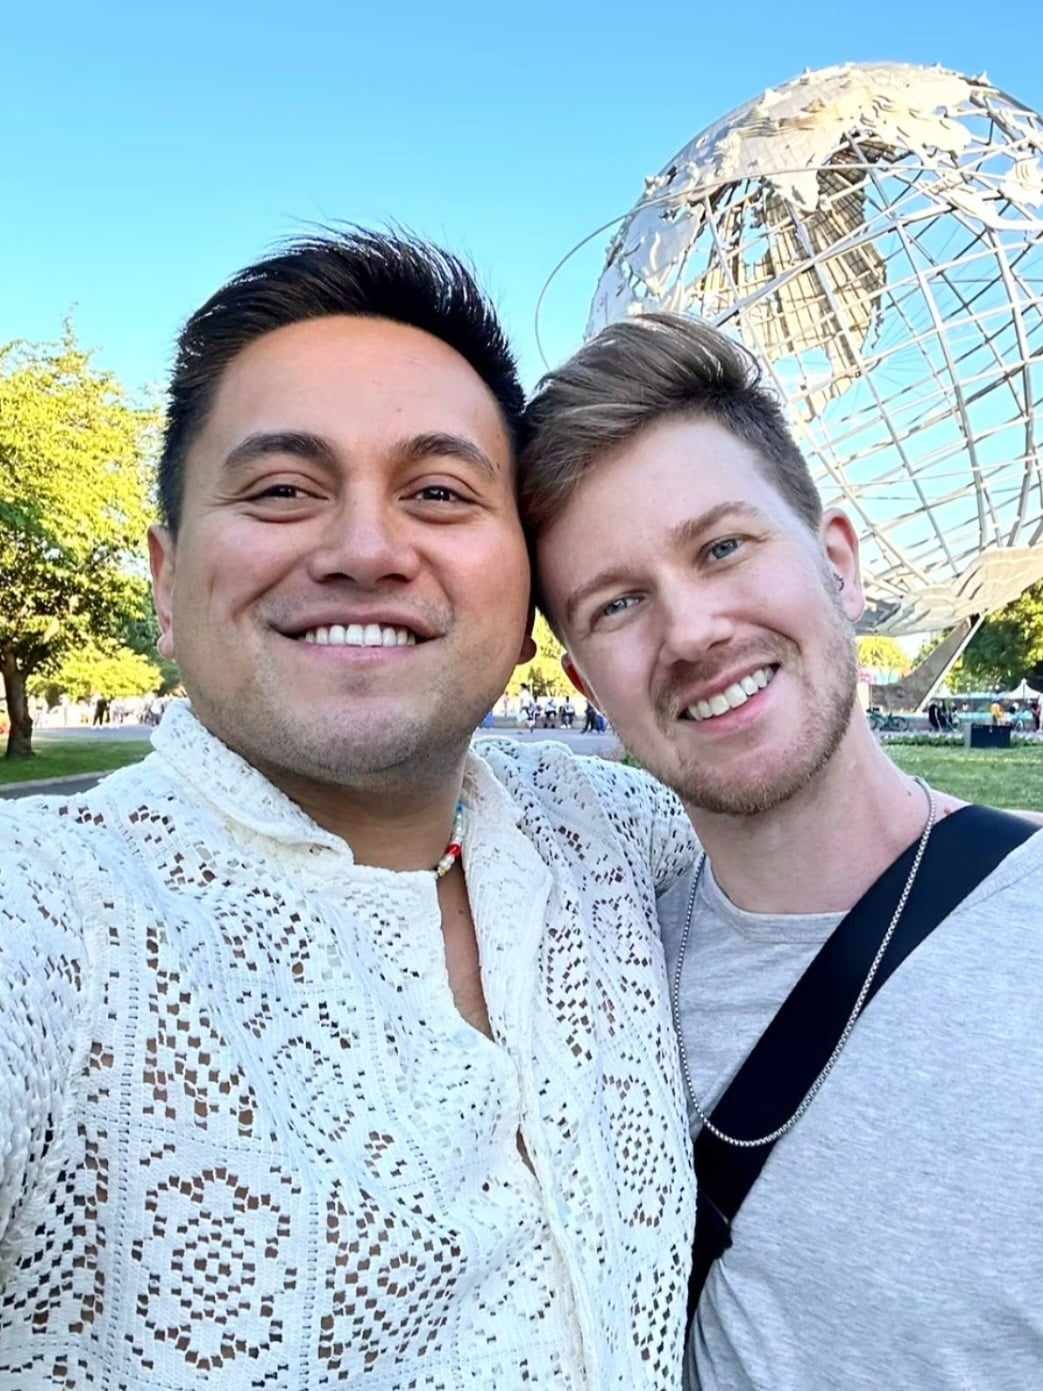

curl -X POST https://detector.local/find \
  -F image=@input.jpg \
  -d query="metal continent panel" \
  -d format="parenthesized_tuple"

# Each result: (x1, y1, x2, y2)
(588, 63, 1043, 634)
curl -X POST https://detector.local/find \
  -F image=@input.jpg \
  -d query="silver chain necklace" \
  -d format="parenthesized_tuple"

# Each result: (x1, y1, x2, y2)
(670, 777, 936, 1149)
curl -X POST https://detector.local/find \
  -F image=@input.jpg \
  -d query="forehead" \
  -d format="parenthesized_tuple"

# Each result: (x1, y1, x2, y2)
(194, 315, 512, 465)
(538, 417, 788, 567)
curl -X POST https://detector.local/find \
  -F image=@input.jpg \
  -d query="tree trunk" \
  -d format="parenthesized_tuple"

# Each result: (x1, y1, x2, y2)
(2, 649, 34, 759)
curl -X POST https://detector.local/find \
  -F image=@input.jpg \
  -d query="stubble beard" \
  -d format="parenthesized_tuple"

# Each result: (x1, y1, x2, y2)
(191, 669, 488, 796)
(638, 604, 860, 818)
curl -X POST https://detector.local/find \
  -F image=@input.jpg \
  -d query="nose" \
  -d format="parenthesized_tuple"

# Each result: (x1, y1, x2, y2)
(656, 581, 736, 668)
(306, 493, 421, 589)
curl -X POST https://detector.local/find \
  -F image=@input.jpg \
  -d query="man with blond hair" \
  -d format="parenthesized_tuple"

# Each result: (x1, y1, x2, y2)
(521, 311, 1043, 1390)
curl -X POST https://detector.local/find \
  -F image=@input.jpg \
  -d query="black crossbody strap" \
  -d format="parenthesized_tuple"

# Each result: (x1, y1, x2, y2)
(688, 805, 1036, 1326)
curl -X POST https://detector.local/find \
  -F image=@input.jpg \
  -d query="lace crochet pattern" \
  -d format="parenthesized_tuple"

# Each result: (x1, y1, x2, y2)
(0, 705, 696, 1389)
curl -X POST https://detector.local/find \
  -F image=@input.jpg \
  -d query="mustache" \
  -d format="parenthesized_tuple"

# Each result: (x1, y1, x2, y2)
(263, 592, 450, 632)
(653, 639, 794, 721)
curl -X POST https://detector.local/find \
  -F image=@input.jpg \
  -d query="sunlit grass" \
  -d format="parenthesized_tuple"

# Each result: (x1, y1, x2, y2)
(0, 739, 151, 785)
(886, 743, 1043, 810)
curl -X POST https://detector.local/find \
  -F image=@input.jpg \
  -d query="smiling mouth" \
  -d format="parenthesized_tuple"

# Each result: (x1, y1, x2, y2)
(297, 623, 420, 648)
(680, 665, 778, 722)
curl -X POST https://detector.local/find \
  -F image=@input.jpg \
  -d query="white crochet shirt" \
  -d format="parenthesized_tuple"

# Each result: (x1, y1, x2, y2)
(0, 703, 696, 1390)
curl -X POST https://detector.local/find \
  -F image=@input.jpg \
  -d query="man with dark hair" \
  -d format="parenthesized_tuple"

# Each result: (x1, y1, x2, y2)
(0, 233, 696, 1388)
(524, 311, 1043, 1391)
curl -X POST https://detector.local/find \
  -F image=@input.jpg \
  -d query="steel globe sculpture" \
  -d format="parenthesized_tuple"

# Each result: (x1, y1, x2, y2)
(587, 63, 1043, 639)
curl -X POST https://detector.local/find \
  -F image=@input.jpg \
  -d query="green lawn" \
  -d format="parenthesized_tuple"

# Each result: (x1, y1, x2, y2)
(0, 739, 151, 785)
(886, 743, 1043, 810)
(4, 731, 1042, 809)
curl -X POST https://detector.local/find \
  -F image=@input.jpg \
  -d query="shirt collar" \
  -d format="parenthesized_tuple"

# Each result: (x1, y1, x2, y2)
(150, 700, 523, 856)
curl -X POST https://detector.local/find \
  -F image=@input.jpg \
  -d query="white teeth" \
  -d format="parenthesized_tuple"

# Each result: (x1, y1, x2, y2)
(301, 623, 419, 647)
(685, 666, 777, 722)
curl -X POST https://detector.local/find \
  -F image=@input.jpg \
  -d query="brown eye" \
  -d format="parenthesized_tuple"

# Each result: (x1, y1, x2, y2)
(254, 484, 304, 499)
(412, 485, 465, 503)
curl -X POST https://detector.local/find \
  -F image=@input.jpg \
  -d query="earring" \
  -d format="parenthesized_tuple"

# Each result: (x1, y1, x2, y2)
(834, 573, 845, 592)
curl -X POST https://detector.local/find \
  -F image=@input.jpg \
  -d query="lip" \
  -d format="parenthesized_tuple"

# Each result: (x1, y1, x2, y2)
(674, 662, 779, 715)
(275, 610, 439, 641)
(288, 636, 421, 660)
(675, 665, 781, 736)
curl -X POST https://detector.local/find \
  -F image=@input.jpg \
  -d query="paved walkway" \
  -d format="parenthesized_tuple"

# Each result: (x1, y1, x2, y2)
(0, 773, 105, 800)
(2, 725, 622, 799)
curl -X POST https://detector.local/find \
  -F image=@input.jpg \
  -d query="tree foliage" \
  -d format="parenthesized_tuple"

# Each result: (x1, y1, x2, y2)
(123, 609, 181, 695)
(0, 329, 158, 756)
(958, 582, 1043, 691)
(508, 614, 569, 699)
(856, 635, 911, 676)
(29, 639, 161, 704)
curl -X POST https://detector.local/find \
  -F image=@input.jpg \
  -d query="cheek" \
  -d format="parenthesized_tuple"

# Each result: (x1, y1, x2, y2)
(179, 525, 297, 618)
(456, 532, 531, 619)
(575, 638, 648, 713)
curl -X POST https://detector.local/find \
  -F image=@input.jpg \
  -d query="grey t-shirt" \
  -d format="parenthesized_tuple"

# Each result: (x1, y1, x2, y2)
(659, 827, 1043, 1391)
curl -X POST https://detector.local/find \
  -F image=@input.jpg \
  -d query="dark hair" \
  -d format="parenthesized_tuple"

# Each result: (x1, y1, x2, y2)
(159, 227, 524, 531)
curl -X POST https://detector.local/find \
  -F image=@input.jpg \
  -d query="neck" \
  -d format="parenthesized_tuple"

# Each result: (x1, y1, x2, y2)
(258, 756, 468, 873)
(686, 716, 953, 914)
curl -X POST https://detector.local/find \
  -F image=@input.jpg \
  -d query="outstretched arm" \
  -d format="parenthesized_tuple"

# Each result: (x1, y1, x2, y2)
(0, 820, 85, 1244)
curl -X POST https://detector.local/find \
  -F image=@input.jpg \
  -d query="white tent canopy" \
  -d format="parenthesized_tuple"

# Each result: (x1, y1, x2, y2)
(1008, 679, 1043, 701)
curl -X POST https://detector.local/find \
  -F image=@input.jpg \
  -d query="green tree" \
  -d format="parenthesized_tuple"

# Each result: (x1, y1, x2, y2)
(123, 609, 181, 695)
(856, 635, 911, 676)
(29, 639, 161, 704)
(0, 330, 157, 757)
(508, 613, 568, 699)
(959, 582, 1043, 691)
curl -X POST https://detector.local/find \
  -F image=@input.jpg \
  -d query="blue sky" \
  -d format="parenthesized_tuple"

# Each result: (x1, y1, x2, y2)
(4, 0, 1042, 398)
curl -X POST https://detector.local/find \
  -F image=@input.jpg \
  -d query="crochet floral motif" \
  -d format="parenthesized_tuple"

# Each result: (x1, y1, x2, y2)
(0, 704, 697, 1389)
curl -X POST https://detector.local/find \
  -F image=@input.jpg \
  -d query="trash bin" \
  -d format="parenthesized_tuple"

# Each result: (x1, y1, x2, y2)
(965, 723, 1012, 749)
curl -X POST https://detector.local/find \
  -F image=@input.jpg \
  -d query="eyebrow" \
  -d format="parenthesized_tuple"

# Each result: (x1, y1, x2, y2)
(561, 500, 770, 629)
(221, 430, 499, 480)
(392, 431, 500, 480)
(222, 431, 339, 474)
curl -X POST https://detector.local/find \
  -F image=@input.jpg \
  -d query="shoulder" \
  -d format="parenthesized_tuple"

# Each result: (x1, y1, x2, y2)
(963, 809, 1043, 901)
(473, 736, 698, 886)
(0, 761, 159, 945)
(475, 735, 666, 815)
(0, 794, 97, 956)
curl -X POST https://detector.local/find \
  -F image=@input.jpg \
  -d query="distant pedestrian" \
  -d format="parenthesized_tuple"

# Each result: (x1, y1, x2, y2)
(582, 701, 599, 734)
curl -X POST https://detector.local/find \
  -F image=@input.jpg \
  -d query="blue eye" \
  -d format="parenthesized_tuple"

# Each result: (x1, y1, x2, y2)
(708, 537, 741, 561)
(600, 595, 639, 619)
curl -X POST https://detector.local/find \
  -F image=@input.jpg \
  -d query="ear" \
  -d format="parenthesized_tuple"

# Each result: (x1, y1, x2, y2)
(820, 509, 864, 622)
(148, 524, 177, 660)
(562, 652, 593, 701)
(515, 619, 537, 667)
